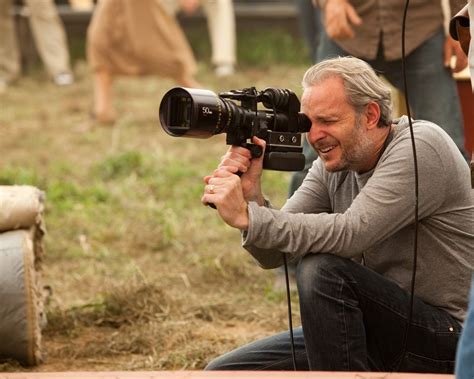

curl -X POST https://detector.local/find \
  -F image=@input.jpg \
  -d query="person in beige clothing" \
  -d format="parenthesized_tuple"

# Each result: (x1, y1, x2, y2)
(0, 0, 74, 91)
(87, 0, 200, 124)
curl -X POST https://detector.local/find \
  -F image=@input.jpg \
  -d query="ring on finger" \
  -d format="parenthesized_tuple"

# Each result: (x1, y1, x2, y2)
(208, 184, 215, 194)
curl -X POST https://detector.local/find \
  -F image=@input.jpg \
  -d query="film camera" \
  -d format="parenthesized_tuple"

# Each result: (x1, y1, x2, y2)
(159, 87, 311, 171)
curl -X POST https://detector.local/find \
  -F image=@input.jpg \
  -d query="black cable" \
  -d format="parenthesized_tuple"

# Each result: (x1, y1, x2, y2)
(397, 0, 420, 370)
(283, 253, 298, 370)
(268, 94, 296, 371)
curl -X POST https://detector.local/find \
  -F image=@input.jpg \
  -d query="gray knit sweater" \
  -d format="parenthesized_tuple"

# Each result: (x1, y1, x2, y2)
(243, 116, 473, 322)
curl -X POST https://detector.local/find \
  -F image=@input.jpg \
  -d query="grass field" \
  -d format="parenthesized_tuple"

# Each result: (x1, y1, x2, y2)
(0, 59, 310, 372)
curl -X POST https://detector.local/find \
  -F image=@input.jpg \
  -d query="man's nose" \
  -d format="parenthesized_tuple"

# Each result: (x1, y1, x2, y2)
(307, 123, 326, 145)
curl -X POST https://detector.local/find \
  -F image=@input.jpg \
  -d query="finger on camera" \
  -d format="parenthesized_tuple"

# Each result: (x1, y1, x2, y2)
(217, 161, 241, 173)
(212, 168, 240, 179)
(219, 159, 248, 173)
(251, 136, 266, 148)
(223, 152, 252, 168)
(222, 150, 251, 165)
(228, 145, 252, 156)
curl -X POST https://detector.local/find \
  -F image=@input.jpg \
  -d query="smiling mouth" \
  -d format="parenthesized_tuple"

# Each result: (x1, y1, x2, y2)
(319, 145, 336, 154)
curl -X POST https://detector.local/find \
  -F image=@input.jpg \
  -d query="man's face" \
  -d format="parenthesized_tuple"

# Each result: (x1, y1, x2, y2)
(301, 76, 374, 173)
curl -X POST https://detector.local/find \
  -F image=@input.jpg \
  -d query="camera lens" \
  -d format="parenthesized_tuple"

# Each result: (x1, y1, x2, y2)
(167, 94, 192, 134)
(159, 87, 228, 138)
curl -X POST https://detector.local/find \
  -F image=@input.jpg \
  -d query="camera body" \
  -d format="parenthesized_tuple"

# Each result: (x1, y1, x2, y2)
(159, 87, 311, 171)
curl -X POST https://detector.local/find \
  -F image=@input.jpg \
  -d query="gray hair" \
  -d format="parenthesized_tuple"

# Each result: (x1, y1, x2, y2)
(302, 56, 393, 127)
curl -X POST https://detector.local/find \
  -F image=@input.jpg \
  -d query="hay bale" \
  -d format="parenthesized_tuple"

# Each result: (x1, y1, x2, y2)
(0, 186, 45, 366)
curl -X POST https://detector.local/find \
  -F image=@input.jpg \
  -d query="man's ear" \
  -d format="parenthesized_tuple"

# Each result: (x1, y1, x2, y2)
(365, 101, 381, 130)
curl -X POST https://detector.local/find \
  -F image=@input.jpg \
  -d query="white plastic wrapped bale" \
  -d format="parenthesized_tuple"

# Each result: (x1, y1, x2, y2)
(0, 186, 45, 366)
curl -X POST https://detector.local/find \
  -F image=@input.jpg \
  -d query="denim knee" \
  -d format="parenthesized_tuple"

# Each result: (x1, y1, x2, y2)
(296, 253, 352, 298)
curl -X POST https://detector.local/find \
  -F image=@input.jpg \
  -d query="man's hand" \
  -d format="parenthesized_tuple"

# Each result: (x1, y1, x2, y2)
(444, 35, 468, 73)
(201, 137, 266, 229)
(202, 169, 250, 230)
(324, 0, 362, 40)
(206, 136, 266, 204)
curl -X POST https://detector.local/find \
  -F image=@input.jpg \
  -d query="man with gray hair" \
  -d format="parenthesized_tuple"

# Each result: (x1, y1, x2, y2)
(202, 56, 473, 373)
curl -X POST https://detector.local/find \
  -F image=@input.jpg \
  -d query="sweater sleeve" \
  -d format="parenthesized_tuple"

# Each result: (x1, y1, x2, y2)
(242, 125, 450, 269)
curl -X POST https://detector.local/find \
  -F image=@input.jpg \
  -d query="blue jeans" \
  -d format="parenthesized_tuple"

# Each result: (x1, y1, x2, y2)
(296, 0, 321, 63)
(206, 254, 461, 372)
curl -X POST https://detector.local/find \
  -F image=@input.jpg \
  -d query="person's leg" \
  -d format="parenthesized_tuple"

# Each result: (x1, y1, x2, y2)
(92, 69, 116, 124)
(296, 0, 321, 63)
(381, 28, 467, 158)
(25, 0, 73, 83)
(0, 0, 21, 85)
(201, 0, 236, 76)
(297, 253, 461, 372)
(205, 328, 309, 371)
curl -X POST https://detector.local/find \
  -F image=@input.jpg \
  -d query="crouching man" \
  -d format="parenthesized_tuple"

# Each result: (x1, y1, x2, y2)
(201, 56, 473, 373)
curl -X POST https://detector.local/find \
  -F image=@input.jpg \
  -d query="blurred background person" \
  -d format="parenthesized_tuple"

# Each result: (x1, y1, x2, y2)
(162, 0, 236, 77)
(0, 0, 74, 93)
(87, 0, 200, 125)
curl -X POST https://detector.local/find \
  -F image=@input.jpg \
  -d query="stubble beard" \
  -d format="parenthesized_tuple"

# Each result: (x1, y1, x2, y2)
(325, 117, 375, 173)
